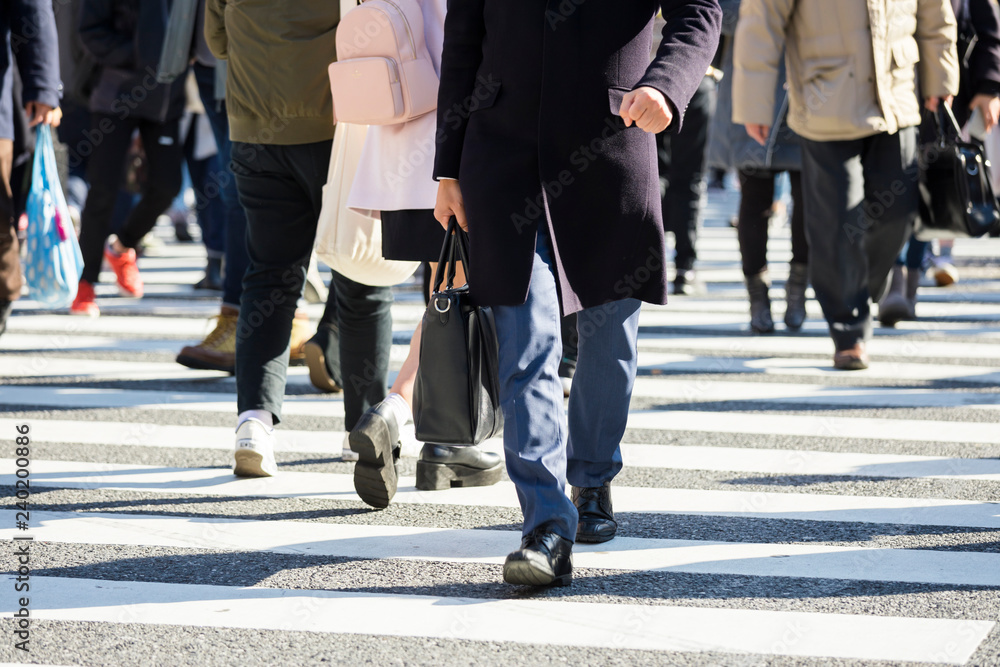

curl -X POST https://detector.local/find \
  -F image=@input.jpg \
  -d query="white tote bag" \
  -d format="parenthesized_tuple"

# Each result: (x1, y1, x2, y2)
(313, 0, 419, 287)
(314, 123, 420, 286)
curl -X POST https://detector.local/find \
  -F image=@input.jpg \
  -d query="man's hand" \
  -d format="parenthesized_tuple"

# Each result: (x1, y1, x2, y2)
(434, 179, 468, 231)
(746, 124, 771, 146)
(924, 95, 954, 113)
(969, 93, 1000, 134)
(619, 86, 674, 134)
(24, 101, 60, 128)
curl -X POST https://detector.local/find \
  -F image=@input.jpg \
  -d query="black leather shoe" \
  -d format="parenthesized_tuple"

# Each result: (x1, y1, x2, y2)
(416, 443, 503, 490)
(351, 402, 401, 509)
(572, 483, 617, 543)
(503, 523, 573, 587)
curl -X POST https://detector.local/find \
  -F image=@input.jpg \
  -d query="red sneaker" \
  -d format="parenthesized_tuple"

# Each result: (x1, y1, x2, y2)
(70, 280, 99, 317)
(104, 244, 144, 297)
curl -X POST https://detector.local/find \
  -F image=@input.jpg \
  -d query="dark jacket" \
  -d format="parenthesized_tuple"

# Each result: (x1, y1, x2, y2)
(434, 0, 722, 312)
(205, 0, 340, 145)
(707, 0, 799, 173)
(953, 0, 1000, 126)
(79, 0, 186, 123)
(1, 0, 61, 141)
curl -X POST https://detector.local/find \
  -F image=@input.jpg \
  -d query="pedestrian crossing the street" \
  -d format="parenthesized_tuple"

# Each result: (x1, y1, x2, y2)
(3, 199, 1000, 666)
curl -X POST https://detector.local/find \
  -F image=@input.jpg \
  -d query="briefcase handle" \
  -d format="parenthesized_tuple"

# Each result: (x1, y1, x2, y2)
(432, 217, 470, 293)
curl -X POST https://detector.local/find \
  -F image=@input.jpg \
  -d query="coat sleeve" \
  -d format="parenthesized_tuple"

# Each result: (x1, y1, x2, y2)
(731, 0, 792, 127)
(79, 0, 134, 68)
(915, 0, 960, 98)
(9, 0, 61, 109)
(969, 0, 1000, 97)
(205, 0, 228, 60)
(432, 0, 486, 180)
(636, 0, 722, 133)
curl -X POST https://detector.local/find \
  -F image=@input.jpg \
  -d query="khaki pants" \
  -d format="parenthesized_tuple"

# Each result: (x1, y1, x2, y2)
(0, 139, 19, 301)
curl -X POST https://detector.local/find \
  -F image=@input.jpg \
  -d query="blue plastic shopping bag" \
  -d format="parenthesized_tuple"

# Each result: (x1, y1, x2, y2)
(24, 125, 84, 308)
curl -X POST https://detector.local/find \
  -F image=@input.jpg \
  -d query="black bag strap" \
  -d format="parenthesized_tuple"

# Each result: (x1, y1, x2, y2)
(935, 104, 964, 143)
(432, 217, 470, 292)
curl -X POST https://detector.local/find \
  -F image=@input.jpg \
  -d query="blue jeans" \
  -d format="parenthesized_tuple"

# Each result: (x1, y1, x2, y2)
(195, 63, 250, 308)
(492, 229, 641, 542)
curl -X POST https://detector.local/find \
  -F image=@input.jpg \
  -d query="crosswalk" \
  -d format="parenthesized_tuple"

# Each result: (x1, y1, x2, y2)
(3, 193, 1000, 665)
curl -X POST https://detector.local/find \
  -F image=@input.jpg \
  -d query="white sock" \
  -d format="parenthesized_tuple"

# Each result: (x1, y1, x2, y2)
(237, 409, 273, 430)
(382, 392, 412, 427)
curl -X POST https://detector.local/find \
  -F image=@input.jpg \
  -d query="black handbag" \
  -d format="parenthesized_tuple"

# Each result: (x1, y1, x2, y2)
(412, 219, 504, 446)
(915, 105, 1000, 240)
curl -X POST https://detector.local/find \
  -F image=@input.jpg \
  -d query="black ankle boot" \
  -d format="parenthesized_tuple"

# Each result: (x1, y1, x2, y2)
(784, 262, 808, 331)
(415, 443, 503, 490)
(745, 271, 774, 334)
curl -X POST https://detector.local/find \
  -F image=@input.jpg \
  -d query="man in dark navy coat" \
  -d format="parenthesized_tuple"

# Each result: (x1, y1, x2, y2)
(0, 0, 61, 338)
(434, 0, 722, 586)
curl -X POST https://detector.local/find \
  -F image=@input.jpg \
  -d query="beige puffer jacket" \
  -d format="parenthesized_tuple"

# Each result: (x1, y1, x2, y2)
(733, 0, 960, 142)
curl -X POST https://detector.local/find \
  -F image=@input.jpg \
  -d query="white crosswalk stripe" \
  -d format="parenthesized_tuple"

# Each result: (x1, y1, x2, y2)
(2, 210, 999, 665)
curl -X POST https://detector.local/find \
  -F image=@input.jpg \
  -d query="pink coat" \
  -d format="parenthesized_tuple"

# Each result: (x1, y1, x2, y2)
(347, 0, 446, 218)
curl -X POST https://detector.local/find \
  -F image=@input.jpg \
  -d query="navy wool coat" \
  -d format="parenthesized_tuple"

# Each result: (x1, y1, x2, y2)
(433, 0, 722, 312)
(1, 0, 61, 142)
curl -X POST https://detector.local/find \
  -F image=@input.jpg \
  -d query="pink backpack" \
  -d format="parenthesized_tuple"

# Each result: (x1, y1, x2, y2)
(329, 0, 439, 125)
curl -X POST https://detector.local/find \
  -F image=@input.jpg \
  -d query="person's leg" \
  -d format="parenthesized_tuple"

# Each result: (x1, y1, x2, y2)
(565, 298, 641, 488)
(493, 229, 576, 542)
(231, 140, 330, 424)
(788, 170, 808, 267)
(77, 114, 136, 285)
(330, 270, 393, 432)
(783, 169, 810, 331)
(195, 63, 248, 310)
(800, 136, 872, 354)
(737, 169, 775, 277)
(661, 76, 714, 287)
(861, 127, 918, 304)
(115, 118, 184, 250)
(0, 138, 18, 332)
(737, 169, 776, 333)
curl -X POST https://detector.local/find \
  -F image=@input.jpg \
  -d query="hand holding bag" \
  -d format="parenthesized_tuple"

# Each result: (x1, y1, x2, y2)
(412, 219, 503, 446)
(915, 105, 1000, 240)
(24, 126, 84, 308)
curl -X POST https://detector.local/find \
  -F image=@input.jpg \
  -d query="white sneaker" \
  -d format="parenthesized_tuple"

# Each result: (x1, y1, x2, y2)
(234, 418, 278, 477)
(341, 432, 359, 461)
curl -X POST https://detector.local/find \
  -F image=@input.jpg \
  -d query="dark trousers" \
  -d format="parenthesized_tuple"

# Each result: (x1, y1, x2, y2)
(0, 139, 18, 301)
(737, 169, 808, 276)
(194, 63, 249, 308)
(800, 127, 918, 350)
(658, 75, 715, 271)
(231, 139, 393, 427)
(78, 114, 184, 284)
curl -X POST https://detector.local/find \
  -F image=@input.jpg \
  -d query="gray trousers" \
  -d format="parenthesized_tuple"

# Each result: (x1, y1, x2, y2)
(800, 127, 918, 350)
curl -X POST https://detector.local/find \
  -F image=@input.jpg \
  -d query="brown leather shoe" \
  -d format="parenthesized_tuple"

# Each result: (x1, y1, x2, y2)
(176, 306, 238, 373)
(289, 310, 313, 365)
(833, 342, 869, 371)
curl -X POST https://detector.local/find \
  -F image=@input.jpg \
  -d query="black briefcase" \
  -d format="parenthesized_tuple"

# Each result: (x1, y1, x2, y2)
(915, 105, 1000, 240)
(412, 219, 504, 446)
